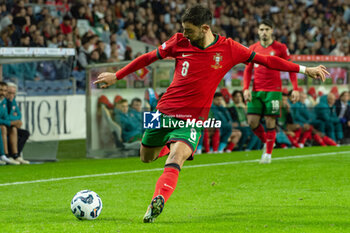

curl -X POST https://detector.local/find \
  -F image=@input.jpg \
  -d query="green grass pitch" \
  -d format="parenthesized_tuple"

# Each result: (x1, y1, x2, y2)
(0, 140, 349, 233)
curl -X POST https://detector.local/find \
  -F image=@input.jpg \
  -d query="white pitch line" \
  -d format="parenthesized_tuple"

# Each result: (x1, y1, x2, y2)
(0, 150, 349, 187)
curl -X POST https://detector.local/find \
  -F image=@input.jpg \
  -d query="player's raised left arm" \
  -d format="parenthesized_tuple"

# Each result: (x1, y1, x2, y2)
(252, 53, 329, 82)
(94, 50, 159, 88)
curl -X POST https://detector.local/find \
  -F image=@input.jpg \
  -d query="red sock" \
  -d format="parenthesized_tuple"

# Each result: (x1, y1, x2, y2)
(294, 128, 302, 142)
(225, 142, 235, 152)
(287, 135, 300, 148)
(323, 136, 337, 146)
(152, 167, 179, 203)
(253, 124, 266, 143)
(159, 146, 170, 158)
(281, 144, 287, 148)
(313, 134, 326, 146)
(203, 129, 210, 152)
(299, 129, 312, 144)
(212, 129, 220, 152)
(266, 129, 276, 154)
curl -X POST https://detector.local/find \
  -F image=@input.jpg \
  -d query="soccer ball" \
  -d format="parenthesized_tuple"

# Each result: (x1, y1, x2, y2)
(71, 190, 103, 220)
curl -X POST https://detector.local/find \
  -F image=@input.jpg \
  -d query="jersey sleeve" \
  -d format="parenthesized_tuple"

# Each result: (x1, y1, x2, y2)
(156, 33, 179, 59)
(280, 43, 298, 90)
(280, 43, 291, 61)
(229, 39, 256, 65)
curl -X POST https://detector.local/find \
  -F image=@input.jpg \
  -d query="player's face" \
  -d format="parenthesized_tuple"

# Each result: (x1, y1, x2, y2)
(258, 24, 273, 42)
(182, 22, 205, 46)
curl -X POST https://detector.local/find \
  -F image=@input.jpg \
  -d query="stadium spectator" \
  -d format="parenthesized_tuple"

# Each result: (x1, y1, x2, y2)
(292, 91, 325, 136)
(276, 93, 297, 148)
(211, 92, 241, 153)
(96, 40, 108, 63)
(89, 49, 100, 64)
(129, 97, 142, 126)
(0, 27, 12, 46)
(107, 44, 120, 63)
(77, 35, 92, 69)
(228, 90, 261, 151)
(0, 82, 19, 165)
(6, 82, 30, 164)
(114, 99, 142, 143)
(335, 91, 350, 140)
(1, 0, 348, 58)
(60, 14, 72, 35)
(315, 93, 343, 142)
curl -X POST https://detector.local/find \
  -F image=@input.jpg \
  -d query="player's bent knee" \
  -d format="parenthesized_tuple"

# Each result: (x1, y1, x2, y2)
(140, 146, 157, 163)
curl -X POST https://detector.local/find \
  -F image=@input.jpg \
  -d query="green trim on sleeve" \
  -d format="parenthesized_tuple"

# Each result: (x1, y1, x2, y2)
(246, 51, 256, 63)
(156, 49, 163, 60)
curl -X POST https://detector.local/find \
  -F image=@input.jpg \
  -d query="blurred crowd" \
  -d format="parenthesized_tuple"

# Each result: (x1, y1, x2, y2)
(0, 0, 349, 94)
(98, 86, 350, 153)
(0, 0, 349, 65)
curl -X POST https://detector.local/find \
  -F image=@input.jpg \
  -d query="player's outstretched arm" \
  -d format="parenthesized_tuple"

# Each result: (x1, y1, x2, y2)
(304, 66, 329, 82)
(252, 53, 329, 82)
(94, 50, 159, 88)
(94, 72, 118, 88)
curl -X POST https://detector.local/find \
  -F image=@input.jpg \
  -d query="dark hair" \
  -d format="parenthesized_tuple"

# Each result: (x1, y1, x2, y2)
(0, 81, 8, 87)
(81, 35, 92, 45)
(214, 92, 223, 98)
(181, 4, 212, 27)
(131, 97, 141, 106)
(339, 91, 349, 99)
(232, 90, 243, 99)
(259, 19, 274, 28)
(117, 99, 128, 104)
(63, 15, 71, 21)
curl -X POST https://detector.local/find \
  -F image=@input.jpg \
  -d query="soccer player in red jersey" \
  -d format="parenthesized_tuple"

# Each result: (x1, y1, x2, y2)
(243, 19, 300, 164)
(94, 5, 329, 223)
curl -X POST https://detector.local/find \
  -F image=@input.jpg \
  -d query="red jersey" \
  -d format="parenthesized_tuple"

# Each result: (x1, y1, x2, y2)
(243, 41, 297, 92)
(156, 33, 255, 120)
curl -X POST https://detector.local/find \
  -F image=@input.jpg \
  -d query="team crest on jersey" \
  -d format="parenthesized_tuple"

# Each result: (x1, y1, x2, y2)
(270, 51, 275, 56)
(211, 53, 223, 69)
(161, 42, 166, 49)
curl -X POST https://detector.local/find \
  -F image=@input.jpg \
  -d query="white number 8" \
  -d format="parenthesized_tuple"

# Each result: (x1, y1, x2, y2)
(190, 128, 196, 141)
(181, 61, 189, 76)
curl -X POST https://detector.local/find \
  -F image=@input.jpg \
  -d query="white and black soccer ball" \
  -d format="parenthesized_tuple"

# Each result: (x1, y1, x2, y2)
(71, 190, 103, 220)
